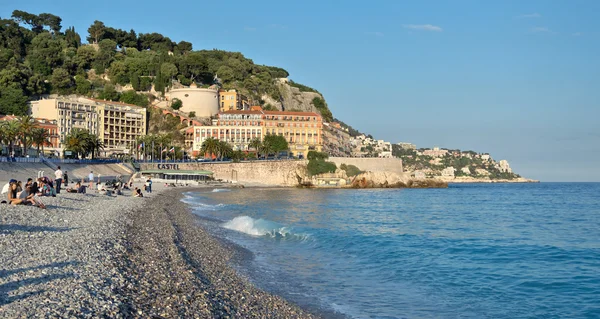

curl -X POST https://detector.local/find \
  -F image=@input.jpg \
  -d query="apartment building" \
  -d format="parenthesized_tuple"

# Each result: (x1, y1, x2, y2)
(262, 110, 323, 157)
(218, 89, 249, 112)
(93, 99, 147, 152)
(192, 109, 322, 158)
(30, 97, 146, 155)
(192, 110, 263, 156)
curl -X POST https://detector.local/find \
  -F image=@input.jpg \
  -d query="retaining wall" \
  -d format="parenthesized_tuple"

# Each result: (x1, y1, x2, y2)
(328, 157, 403, 174)
(140, 160, 308, 186)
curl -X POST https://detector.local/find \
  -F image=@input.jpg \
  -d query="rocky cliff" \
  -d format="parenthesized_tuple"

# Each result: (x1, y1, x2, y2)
(261, 79, 332, 120)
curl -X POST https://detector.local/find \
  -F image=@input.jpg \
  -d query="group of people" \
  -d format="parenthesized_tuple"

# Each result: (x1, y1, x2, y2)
(2, 166, 151, 208)
(1, 177, 53, 208)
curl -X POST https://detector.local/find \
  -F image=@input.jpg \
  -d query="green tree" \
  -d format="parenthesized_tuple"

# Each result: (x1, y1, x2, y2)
(311, 97, 333, 122)
(160, 62, 178, 81)
(248, 137, 261, 152)
(51, 68, 74, 94)
(75, 75, 91, 95)
(171, 98, 183, 110)
(87, 20, 106, 44)
(120, 90, 148, 107)
(93, 39, 116, 73)
(0, 120, 21, 156)
(27, 32, 64, 76)
(130, 71, 141, 90)
(16, 115, 38, 156)
(108, 60, 129, 85)
(231, 150, 244, 163)
(0, 86, 28, 115)
(188, 111, 196, 118)
(200, 137, 219, 159)
(97, 83, 120, 101)
(31, 127, 50, 157)
(263, 134, 289, 157)
(64, 26, 81, 48)
(75, 45, 97, 70)
(216, 65, 234, 83)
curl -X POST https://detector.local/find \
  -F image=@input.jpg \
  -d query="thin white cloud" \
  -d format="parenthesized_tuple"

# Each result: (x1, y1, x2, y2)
(365, 31, 384, 37)
(530, 26, 550, 33)
(517, 13, 541, 18)
(402, 24, 443, 32)
(244, 26, 257, 32)
(268, 24, 288, 30)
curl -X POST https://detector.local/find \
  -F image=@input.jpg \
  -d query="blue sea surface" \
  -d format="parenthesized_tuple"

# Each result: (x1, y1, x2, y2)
(182, 183, 600, 319)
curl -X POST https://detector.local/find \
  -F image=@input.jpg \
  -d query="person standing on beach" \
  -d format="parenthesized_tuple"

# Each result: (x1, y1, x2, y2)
(145, 177, 152, 193)
(54, 166, 63, 194)
(64, 171, 69, 186)
(88, 171, 94, 189)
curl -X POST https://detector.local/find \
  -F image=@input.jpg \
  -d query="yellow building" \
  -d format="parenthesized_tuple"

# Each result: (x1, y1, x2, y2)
(218, 89, 249, 112)
(192, 109, 323, 158)
(30, 97, 146, 155)
(261, 110, 323, 158)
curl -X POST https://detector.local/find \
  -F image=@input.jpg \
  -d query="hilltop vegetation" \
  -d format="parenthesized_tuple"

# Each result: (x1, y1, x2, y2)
(392, 146, 521, 180)
(0, 10, 331, 119)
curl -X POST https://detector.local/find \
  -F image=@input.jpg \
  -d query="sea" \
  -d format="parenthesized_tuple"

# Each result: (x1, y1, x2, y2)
(181, 183, 600, 319)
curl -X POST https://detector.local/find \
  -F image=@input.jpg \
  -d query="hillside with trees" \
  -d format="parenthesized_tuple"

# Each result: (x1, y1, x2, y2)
(0, 10, 332, 120)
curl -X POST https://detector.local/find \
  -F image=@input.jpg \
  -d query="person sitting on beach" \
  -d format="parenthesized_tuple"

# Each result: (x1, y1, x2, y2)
(133, 187, 143, 197)
(19, 185, 46, 209)
(7, 181, 26, 206)
(38, 180, 56, 197)
(6, 182, 44, 208)
(2, 179, 17, 195)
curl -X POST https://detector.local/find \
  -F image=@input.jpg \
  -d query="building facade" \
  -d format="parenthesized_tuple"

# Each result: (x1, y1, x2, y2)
(30, 97, 147, 155)
(192, 109, 322, 158)
(218, 89, 249, 112)
(94, 99, 147, 153)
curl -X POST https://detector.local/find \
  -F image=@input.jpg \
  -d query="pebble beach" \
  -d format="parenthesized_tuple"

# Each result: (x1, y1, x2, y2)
(0, 183, 317, 318)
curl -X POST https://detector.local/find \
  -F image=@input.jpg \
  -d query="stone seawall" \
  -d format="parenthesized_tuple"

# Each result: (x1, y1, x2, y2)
(140, 160, 308, 187)
(328, 157, 403, 174)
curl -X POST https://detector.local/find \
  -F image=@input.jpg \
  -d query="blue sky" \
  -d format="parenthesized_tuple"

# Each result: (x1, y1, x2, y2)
(1, 0, 599, 181)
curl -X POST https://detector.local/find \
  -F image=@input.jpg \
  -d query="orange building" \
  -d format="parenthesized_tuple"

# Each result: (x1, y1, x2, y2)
(218, 89, 249, 112)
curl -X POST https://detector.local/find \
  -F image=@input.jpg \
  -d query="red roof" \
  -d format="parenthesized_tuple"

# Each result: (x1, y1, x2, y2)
(220, 110, 321, 117)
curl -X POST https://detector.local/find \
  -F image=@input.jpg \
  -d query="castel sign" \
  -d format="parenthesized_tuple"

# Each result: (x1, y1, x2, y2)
(157, 164, 180, 170)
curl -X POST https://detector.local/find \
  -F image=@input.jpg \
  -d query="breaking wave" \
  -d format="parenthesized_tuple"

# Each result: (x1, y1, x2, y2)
(223, 216, 310, 241)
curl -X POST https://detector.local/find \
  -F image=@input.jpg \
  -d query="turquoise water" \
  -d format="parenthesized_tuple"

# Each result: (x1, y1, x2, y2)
(182, 183, 600, 318)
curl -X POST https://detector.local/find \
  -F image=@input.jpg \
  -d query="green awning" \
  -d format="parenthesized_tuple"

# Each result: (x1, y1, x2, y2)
(141, 170, 213, 176)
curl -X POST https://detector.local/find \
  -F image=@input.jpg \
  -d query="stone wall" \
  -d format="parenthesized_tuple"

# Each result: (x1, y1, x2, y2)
(328, 157, 403, 174)
(140, 160, 308, 187)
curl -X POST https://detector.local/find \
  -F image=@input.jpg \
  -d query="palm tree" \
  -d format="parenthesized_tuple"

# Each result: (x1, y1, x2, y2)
(200, 137, 219, 160)
(249, 137, 261, 152)
(64, 128, 90, 159)
(259, 140, 274, 159)
(31, 128, 50, 157)
(0, 120, 21, 157)
(87, 135, 104, 159)
(216, 140, 232, 161)
(17, 115, 38, 156)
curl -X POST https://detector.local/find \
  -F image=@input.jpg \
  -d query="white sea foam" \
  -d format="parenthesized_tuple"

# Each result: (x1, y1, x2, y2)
(212, 188, 231, 193)
(223, 216, 310, 240)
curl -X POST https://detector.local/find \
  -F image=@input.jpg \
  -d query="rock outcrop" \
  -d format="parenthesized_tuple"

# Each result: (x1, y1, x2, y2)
(261, 79, 324, 113)
(349, 171, 447, 188)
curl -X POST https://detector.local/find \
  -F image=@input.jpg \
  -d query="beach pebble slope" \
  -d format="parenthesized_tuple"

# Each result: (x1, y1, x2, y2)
(0, 188, 317, 318)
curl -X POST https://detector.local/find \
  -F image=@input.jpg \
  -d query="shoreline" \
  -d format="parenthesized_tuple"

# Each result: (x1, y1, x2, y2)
(0, 183, 321, 318)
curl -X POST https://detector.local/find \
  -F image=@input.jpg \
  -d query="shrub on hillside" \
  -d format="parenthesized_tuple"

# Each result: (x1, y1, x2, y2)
(340, 163, 362, 177)
(307, 159, 337, 176)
